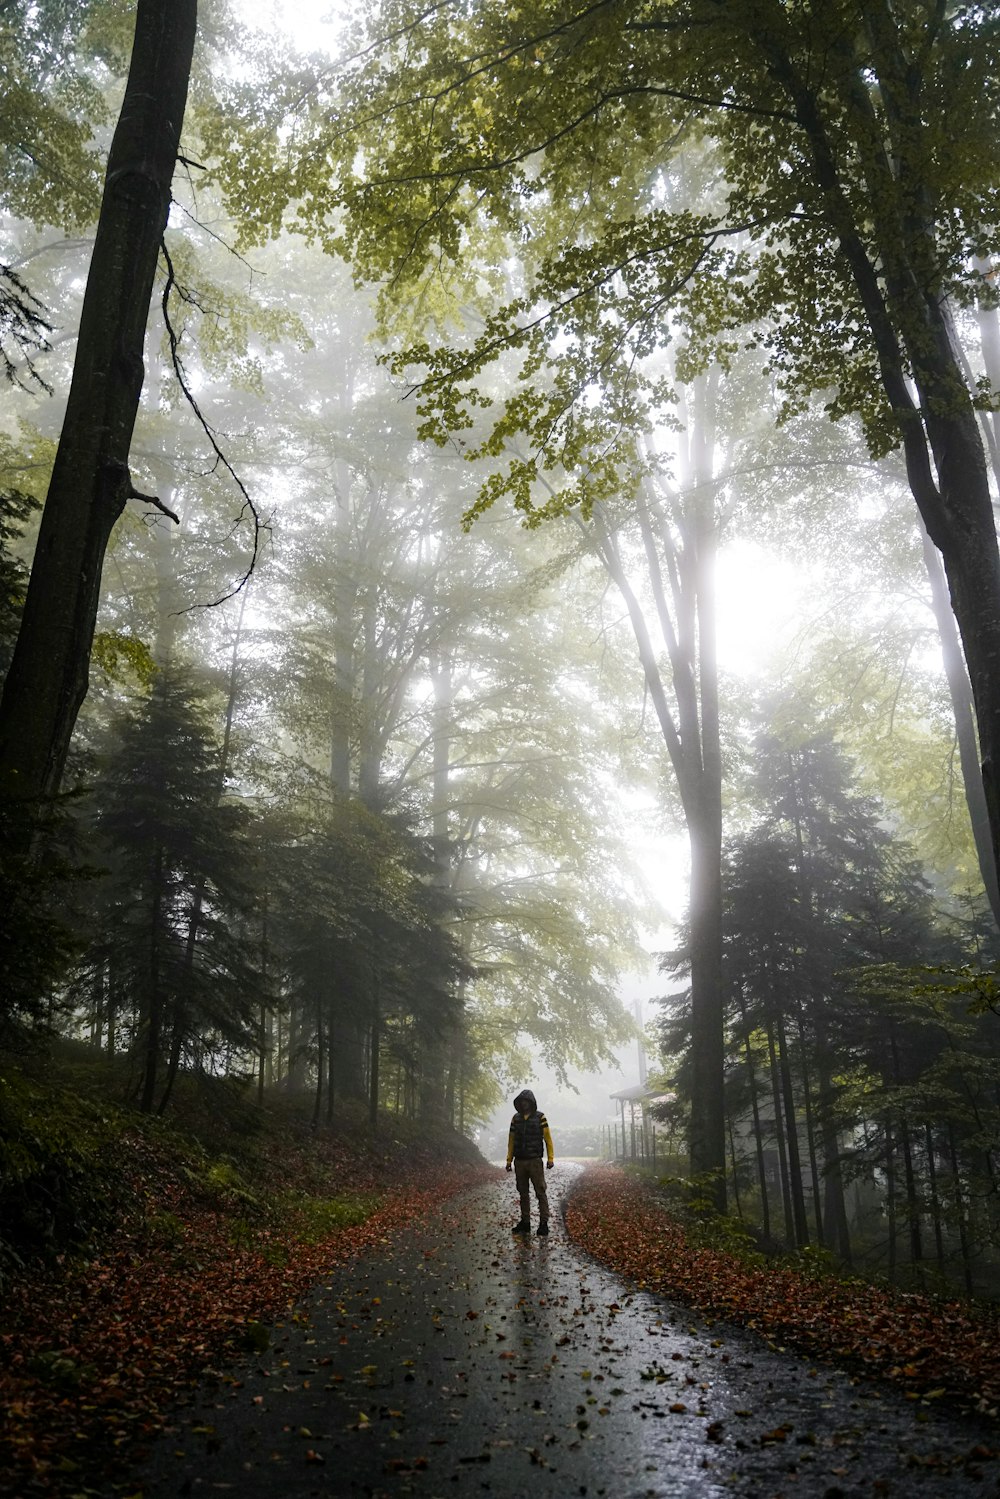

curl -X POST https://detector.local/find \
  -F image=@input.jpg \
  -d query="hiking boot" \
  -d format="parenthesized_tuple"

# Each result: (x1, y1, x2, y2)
(536, 1222, 549, 1236)
(512, 1221, 530, 1234)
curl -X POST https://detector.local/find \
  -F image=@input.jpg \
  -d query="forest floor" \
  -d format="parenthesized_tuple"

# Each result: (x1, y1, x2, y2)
(1, 1060, 999, 1496)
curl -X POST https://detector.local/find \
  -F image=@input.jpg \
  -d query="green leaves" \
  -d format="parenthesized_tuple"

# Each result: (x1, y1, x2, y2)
(0, 1, 115, 232)
(90, 632, 156, 688)
(213, 0, 1000, 523)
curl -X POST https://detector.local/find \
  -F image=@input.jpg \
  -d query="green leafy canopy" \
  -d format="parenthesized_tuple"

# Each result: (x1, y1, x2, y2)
(206, 0, 1000, 523)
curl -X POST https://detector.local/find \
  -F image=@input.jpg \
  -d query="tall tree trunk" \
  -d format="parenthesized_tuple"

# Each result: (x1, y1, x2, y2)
(924, 1125, 946, 1281)
(577, 370, 728, 1203)
(738, 996, 771, 1241)
(160, 578, 246, 1117)
(158, 870, 204, 1115)
(888, 1030, 923, 1272)
(330, 461, 357, 795)
(809, 1032, 852, 1263)
(766, 1014, 794, 1243)
(907, 341, 1000, 902)
(285, 996, 308, 1091)
(368, 984, 380, 1130)
(727, 1115, 744, 1221)
(974, 264, 1000, 491)
(429, 651, 453, 877)
(91, 959, 106, 1050)
(0, 0, 197, 810)
(273, 1005, 284, 1085)
(760, 20, 1000, 901)
(885, 1119, 898, 1283)
(330, 993, 367, 1102)
(140, 843, 166, 1113)
(899, 1117, 923, 1273)
(312, 1001, 325, 1128)
(326, 997, 337, 1125)
(784, 761, 851, 1259)
(357, 591, 381, 808)
(150, 474, 183, 666)
(683, 378, 725, 1200)
(158, 1007, 184, 1116)
(444, 1025, 461, 1127)
(106, 963, 118, 1056)
(257, 1001, 268, 1106)
(424, 648, 459, 1117)
(776, 1012, 809, 1247)
(947, 1123, 974, 1296)
(687, 795, 725, 1197)
(795, 1010, 824, 1245)
(257, 883, 270, 1106)
(918, 521, 1000, 927)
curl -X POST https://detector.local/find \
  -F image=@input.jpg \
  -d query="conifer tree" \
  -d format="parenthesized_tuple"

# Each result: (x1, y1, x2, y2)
(88, 667, 256, 1112)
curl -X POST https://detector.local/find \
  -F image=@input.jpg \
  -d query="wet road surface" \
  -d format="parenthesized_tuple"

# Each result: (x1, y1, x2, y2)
(133, 1166, 999, 1498)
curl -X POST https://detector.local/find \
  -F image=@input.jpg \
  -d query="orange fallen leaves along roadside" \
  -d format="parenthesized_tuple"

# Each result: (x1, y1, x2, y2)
(565, 1165, 1000, 1416)
(0, 1144, 496, 1498)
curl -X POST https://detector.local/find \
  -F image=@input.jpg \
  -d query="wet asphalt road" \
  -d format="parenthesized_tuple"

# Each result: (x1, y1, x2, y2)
(132, 1166, 999, 1498)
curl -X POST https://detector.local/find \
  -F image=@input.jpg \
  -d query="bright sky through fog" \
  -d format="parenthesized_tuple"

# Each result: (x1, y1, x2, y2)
(237, 0, 344, 50)
(715, 541, 811, 680)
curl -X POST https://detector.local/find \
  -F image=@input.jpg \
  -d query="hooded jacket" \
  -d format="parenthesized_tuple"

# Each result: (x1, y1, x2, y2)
(507, 1089, 554, 1164)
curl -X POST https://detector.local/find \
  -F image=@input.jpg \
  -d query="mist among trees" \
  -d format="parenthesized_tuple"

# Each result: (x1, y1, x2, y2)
(3, 0, 1000, 1298)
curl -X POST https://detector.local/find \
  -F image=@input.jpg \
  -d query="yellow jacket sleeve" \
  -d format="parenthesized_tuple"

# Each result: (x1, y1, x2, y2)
(543, 1123, 554, 1164)
(506, 1128, 515, 1165)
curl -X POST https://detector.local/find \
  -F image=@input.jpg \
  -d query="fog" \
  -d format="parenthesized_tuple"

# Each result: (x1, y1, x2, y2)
(3, 0, 1000, 1293)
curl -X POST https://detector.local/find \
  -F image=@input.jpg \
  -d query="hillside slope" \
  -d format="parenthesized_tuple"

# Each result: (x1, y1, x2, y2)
(0, 1047, 496, 1495)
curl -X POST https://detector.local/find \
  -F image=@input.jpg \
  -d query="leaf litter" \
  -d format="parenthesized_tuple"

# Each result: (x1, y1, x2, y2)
(565, 1165, 1000, 1416)
(7, 1155, 1000, 1496)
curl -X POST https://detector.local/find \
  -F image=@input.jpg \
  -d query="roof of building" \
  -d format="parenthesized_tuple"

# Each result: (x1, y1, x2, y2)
(609, 1084, 676, 1104)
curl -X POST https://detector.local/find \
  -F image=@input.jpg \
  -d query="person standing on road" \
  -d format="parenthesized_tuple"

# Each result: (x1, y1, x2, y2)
(506, 1088, 554, 1236)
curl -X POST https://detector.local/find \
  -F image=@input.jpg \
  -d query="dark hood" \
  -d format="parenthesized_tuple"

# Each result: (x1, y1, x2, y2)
(513, 1089, 536, 1113)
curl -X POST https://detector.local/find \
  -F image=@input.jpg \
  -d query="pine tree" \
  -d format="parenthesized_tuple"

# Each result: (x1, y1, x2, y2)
(87, 666, 257, 1112)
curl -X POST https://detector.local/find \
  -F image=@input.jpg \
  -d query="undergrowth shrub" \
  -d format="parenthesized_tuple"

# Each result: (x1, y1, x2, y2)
(651, 1169, 765, 1263)
(284, 1191, 380, 1243)
(0, 1071, 129, 1283)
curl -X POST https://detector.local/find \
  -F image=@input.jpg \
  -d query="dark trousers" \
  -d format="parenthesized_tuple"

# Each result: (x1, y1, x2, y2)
(514, 1157, 549, 1223)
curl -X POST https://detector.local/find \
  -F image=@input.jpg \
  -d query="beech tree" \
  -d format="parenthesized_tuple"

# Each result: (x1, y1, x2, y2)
(297, 0, 1000, 1174)
(207, 238, 644, 1097)
(199, 0, 1000, 1193)
(0, 0, 197, 813)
